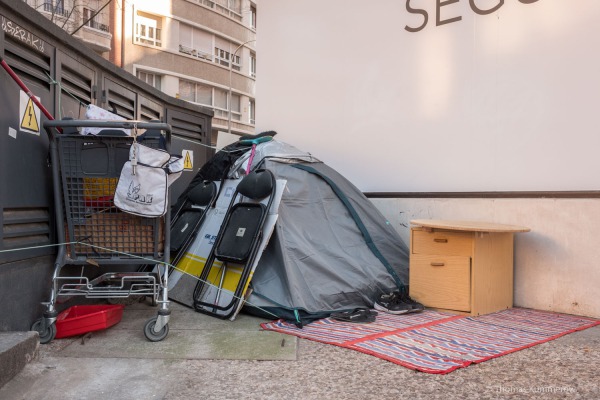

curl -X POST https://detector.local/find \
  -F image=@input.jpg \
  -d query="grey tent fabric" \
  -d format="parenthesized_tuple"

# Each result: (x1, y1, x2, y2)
(240, 141, 409, 323)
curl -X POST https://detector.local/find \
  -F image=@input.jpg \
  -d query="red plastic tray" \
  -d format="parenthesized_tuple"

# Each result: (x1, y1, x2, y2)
(55, 304, 124, 339)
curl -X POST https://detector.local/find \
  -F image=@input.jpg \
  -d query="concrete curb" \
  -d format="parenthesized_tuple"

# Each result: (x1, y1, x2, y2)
(0, 332, 39, 389)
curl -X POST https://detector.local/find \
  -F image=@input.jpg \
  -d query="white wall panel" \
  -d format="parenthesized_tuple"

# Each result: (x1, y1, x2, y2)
(257, 0, 600, 192)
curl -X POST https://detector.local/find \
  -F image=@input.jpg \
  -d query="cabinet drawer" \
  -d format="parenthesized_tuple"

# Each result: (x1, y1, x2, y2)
(411, 229, 473, 257)
(409, 254, 471, 312)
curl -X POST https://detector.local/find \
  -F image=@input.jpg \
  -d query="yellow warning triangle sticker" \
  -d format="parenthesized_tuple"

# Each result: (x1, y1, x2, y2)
(21, 98, 40, 132)
(184, 151, 193, 170)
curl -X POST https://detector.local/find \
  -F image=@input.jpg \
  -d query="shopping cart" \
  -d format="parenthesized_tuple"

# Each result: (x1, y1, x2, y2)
(32, 119, 174, 343)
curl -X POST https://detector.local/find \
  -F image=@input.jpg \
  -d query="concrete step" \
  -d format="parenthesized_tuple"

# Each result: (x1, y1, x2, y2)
(0, 332, 39, 389)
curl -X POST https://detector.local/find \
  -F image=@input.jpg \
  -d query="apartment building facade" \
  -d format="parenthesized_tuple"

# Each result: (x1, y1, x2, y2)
(27, 0, 256, 142)
(109, 0, 257, 142)
(24, 0, 112, 53)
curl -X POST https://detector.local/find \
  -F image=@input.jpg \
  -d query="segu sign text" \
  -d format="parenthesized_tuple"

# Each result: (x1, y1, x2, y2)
(405, 0, 540, 33)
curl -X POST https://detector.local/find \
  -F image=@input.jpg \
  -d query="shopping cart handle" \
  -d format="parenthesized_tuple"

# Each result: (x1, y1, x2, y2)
(43, 120, 172, 133)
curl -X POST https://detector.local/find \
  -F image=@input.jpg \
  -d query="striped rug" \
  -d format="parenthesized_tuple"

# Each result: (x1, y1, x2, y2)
(261, 308, 599, 374)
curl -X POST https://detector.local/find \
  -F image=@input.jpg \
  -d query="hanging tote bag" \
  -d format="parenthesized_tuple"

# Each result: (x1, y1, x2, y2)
(114, 139, 183, 218)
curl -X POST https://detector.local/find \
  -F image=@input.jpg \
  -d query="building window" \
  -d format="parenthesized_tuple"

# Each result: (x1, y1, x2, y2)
(83, 7, 109, 32)
(229, 0, 242, 14)
(83, 8, 95, 27)
(179, 23, 213, 61)
(135, 13, 162, 47)
(179, 80, 238, 120)
(249, 100, 255, 125)
(214, 88, 228, 117)
(249, 52, 256, 78)
(137, 71, 161, 90)
(250, 4, 256, 29)
(179, 80, 195, 102)
(196, 83, 213, 106)
(214, 47, 241, 71)
(178, 80, 245, 123)
(231, 93, 241, 121)
(209, 0, 242, 22)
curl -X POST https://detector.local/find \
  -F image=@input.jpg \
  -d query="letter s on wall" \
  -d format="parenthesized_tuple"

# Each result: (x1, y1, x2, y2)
(405, 0, 429, 33)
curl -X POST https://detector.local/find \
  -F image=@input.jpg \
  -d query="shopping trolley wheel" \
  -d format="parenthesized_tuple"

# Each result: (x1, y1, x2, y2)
(143, 317, 169, 342)
(31, 318, 57, 344)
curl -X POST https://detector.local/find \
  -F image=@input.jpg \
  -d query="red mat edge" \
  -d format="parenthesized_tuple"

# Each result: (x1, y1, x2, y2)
(260, 309, 600, 374)
(344, 318, 600, 374)
(469, 319, 600, 366)
(260, 318, 471, 374)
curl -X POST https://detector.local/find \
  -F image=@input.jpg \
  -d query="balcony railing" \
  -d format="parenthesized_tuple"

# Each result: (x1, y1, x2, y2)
(179, 45, 214, 61)
(213, 109, 241, 121)
(214, 109, 228, 118)
(43, 2, 70, 18)
(86, 19, 109, 32)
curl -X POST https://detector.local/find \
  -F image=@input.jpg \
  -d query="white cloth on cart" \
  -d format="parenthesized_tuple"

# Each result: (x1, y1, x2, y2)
(82, 104, 131, 136)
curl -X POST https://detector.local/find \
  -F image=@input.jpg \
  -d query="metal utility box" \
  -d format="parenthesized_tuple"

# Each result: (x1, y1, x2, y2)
(0, 0, 213, 331)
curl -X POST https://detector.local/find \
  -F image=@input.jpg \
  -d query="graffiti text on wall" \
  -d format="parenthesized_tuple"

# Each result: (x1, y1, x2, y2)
(405, 0, 540, 33)
(1, 16, 46, 53)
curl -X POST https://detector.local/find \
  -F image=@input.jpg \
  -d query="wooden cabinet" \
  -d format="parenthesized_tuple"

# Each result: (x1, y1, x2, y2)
(409, 220, 529, 316)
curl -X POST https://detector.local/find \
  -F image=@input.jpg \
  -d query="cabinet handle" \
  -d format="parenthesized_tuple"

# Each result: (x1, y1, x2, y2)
(433, 238, 448, 243)
(430, 262, 445, 267)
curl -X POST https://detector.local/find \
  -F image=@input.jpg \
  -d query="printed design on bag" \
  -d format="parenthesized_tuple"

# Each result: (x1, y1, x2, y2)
(126, 181, 154, 205)
(204, 234, 217, 245)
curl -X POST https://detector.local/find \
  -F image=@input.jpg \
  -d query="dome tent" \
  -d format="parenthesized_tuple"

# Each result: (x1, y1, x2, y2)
(171, 137, 410, 326)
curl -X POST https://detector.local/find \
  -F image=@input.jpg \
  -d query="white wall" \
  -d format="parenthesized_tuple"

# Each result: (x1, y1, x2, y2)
(371, 197, 600, 318)
(257, 0, 600, 317)
(257, 0, 600, 192)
